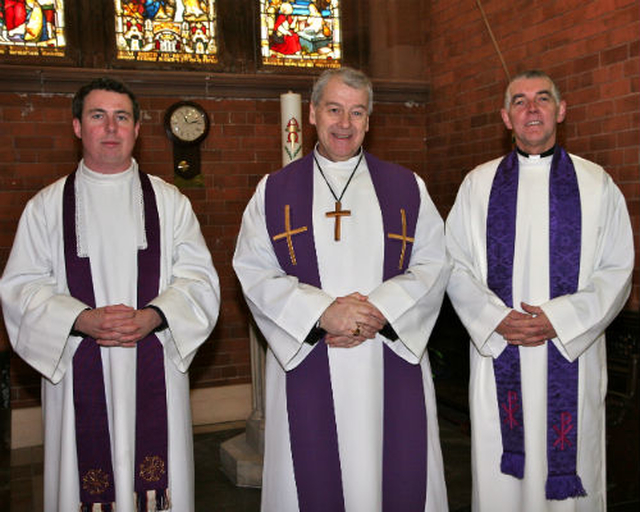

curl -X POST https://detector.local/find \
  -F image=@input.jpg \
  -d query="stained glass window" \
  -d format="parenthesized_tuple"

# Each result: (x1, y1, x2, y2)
(260, 0, 341, 68)
(114, 0, 218, 64)
(0, 0, 66, 57)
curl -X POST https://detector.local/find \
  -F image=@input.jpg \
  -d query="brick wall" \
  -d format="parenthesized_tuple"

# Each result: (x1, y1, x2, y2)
(2, 0, 639, 407)
(423, 0, 639, 309)
(0, 91, 427, 408)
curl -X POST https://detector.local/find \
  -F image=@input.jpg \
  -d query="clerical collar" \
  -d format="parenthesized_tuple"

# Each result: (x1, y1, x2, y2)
(313, 144, 363, 168)
(80, 158, 136, 180)
(516, 145, 556, 159)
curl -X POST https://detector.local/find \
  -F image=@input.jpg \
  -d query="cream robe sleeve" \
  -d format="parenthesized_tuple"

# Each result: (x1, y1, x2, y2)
(145, 176, 220, 372)
(446, 167, 512, 358)
(538, 162, 634, 362)
(367, 175, 451, 363)
(233, 176, 334, 370)
(0, 181, 89, 384)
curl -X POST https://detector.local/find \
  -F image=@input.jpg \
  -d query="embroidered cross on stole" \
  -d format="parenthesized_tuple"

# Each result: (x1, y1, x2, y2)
(387, 208, 415, 269)
(272, 204, 308, 265)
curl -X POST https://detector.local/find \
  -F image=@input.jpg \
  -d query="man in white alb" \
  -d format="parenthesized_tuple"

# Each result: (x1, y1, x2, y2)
(446, 70, 634, 512)
(233, 67, 451, 512)
(0, 77, 220, 512)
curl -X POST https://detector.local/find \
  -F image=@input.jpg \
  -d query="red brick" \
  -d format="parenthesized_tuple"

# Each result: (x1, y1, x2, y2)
(221, 124, 255, 137)
(3, 0, 639, 410)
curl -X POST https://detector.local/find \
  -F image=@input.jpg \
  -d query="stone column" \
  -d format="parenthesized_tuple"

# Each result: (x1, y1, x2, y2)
(221, 90, 303, 488)
(219, 322, 266, 488)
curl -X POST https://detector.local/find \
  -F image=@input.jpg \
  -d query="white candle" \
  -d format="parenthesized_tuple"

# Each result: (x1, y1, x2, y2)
(280, 91, 303, 166)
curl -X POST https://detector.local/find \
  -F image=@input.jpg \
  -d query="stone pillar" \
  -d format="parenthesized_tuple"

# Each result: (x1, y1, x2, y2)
(220, 90, 302, 488)
(219, 322, 266, 488)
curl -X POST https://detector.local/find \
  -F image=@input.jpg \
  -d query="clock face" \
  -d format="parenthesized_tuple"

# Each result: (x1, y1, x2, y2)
(168, 103, 208, 144)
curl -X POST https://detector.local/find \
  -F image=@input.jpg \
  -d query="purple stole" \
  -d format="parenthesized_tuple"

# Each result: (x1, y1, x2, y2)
(265, 152, 428, 511)
(487, 147, 587, 500)
(63, 171, 170, 512)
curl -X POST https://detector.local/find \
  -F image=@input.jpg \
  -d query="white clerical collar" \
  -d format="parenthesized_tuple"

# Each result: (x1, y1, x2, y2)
(313, 145, 364, 171)
(516, 145, 555, 160)
(80, 159, 137, 181)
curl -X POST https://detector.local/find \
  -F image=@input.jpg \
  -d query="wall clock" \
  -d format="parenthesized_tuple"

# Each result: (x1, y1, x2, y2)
(164, 101, 210, 180)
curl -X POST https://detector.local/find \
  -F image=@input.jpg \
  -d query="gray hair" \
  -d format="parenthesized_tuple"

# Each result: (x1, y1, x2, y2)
(504, 70, 562, 110)
(311, 67, 373, 114)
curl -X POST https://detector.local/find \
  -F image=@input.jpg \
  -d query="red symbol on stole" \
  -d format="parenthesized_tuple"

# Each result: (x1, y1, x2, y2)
(501, 390, 520, 429)
(553, 412, 574, 450)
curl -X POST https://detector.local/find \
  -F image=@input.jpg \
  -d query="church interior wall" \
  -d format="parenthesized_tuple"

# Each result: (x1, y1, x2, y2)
(0, 0, 638, 460)
(419, 0, 639, 502)
(420, 0, 638, 310)
(0, 82, 428, 424)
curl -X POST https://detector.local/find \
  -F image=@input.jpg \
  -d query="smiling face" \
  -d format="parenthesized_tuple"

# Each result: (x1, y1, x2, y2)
(501, 76, 566, 155)
(309, 76, 370, 162)
(73, 89, 140, 174)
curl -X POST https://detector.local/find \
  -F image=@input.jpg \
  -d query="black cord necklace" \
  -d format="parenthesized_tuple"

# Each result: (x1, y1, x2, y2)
(313, 149, 364, 241)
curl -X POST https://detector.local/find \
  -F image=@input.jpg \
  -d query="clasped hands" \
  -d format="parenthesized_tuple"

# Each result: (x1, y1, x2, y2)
(495, 302, 557, 347)
(319, 292, 387, 349)
(73, 304, 163, 347)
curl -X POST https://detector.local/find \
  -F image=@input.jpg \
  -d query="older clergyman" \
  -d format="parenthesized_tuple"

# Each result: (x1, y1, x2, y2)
(234, 67, 451, 512)
(446, 70, 634, 512)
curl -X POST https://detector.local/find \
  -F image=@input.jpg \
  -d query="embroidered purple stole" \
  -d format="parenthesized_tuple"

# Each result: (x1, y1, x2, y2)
(487, 147, 587, 500)
(265, 152, 428, 511)
(63, 171, 170, 511)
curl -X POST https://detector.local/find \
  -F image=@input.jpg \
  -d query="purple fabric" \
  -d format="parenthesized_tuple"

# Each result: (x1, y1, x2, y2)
(286, 341, 345, 512)
(266, 153, 345, 512)
(368, 154, 428, 511)
(266, 153, 321, 284)
(367, 153, 420, 281)
(265, 152, 427, 511)
(63, 171, 169, 511)
(545, 148, 586, 499)
(64, 173, 116, 508)
(134, 172, 170, 508)
(382, 345, 427, 511)
(486, 151, 525, 478)
(487, 147, 586, 500)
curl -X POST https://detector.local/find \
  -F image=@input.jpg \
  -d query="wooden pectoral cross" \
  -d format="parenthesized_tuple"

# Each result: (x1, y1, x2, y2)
(325, 201, 351, 241)
(272, 204, 308, 265)
(387, 208, 415, 269)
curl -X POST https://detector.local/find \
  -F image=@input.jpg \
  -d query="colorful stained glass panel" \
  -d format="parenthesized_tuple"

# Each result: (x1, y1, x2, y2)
(115, 0, 218, 64)
(260, 0, 341, 68)
(0, 0, 66, 57)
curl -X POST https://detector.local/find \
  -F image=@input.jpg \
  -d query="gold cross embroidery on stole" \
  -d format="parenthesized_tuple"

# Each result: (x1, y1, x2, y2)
(387, 208, 415, 269)
(272, 204, 308, 266)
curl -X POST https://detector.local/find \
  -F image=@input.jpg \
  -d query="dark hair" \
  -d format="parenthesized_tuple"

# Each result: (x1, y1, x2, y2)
(72, 77, 140, 123)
